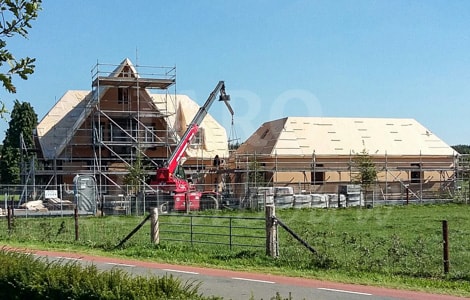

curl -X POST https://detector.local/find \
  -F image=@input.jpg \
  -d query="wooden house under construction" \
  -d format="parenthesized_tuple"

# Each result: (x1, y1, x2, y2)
(33, 59, 229, 197)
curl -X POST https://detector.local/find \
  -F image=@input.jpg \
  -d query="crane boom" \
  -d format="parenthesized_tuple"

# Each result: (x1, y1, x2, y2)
(166, 81, 229, 173)
(148, 80, 231, 212)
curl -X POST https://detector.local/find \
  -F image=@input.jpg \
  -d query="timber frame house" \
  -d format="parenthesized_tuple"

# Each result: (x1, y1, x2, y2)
(33, 59, 229, 197)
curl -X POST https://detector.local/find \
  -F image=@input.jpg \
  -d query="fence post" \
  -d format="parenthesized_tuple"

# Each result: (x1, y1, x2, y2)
(74, 206, 79, 241)
(186, 193, 190, 214)
(190, 215, 194, 246)
(229, 217, 233, 250)
(7, 205, 12, 231)
(150, 207, 160, 245)
(265, 205, 278, 257)
(442, 220, 450, 274)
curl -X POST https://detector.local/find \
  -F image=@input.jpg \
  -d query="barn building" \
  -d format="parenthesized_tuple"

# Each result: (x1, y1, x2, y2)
(231, 117, 458, 203)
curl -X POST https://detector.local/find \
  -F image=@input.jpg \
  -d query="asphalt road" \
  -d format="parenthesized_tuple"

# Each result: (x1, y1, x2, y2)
(23, 249, 465, 300)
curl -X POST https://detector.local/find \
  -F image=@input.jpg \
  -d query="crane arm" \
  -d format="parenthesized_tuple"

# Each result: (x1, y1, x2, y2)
(166, 81, 229, 173)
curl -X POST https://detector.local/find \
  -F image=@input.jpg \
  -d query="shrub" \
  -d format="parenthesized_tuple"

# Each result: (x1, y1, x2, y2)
(0, 249, 221, 300)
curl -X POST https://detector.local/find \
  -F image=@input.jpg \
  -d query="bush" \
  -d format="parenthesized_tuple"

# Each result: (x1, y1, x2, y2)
(0, 249, 221, 300)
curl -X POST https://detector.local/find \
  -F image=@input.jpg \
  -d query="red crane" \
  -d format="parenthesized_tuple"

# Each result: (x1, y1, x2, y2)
(150, 81, 231, 211)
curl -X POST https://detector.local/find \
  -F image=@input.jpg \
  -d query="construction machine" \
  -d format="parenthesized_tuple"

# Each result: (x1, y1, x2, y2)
(149, 81, 231, 212)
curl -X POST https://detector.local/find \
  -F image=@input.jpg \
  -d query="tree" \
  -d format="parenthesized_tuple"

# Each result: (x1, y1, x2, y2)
(123, 151, 150, 195)
(0, 0, 42, 115)
(0, 100, 37, 184)
(452, 145, 470, 154)
(352, 149, 377, 202)
(247, 160, 266, 187)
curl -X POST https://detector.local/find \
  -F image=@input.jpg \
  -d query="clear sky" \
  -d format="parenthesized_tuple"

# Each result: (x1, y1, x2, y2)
(3, 0, 470, 145)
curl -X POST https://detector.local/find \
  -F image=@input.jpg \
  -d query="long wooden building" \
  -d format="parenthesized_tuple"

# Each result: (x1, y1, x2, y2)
(231, 117, 458, 201)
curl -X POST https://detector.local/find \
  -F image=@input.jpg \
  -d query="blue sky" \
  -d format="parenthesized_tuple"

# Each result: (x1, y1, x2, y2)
(3, 0, 470, 145)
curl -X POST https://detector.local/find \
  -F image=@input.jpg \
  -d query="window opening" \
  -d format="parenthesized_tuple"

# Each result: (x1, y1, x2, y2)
(311, 164, 325, 185)
(145, 125, 155, 143)
(118, 88, 129, 104)
(410, 163, 422, 183)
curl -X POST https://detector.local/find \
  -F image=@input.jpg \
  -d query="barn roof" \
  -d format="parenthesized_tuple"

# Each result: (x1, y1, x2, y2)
(151, 93, 229, 158)
(36, 90, 92, 159)
(236, 117, 457, 157)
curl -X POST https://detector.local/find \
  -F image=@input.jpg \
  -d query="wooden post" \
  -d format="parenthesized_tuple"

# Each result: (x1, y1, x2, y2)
(442, 220, 450, 274)
(185, 193, 190, 214)
(406, 186, 409, 205)
(7, 205, 12, 231)
(150, 207, 160, 245)
(74, 206, 79, 241)
(265, 205, 278, 257)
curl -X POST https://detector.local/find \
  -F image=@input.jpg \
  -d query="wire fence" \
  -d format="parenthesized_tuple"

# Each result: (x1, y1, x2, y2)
(0, 211, 266, 252)
(0, 181, 465, 220)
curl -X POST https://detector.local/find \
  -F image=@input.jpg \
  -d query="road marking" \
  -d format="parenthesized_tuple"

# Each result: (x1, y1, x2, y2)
(163, 269, 199, 275)
(318, 288, 372, 296)
(232, 277, 275, 284)
(55, 256, 82, 261)
(105, 262, 135, 267)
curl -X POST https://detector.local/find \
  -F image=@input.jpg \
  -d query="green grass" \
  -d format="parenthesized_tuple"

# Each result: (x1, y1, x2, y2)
(1, 203, 470, 298)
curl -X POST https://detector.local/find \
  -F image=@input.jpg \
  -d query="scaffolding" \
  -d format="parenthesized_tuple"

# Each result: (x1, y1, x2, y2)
(31, 60, 180, 198)
(89, 61, 177, 196)
(455, 154, 470, 202)
(228, 151, 460, 203)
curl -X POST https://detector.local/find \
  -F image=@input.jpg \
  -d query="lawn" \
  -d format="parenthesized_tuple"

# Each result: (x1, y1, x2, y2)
(1, 203, 469, 297)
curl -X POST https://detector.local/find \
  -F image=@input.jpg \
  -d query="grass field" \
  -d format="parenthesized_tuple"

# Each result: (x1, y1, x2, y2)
(1, 203, 470, 297)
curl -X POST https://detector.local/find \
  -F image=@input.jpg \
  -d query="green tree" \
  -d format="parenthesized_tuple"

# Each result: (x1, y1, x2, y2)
(0, 0, 41, 115)
(452, 145, 470, 154)
(247, 160, 265, 187)
(123, 151, 149, 195)
(352, 149, 377, 201)
(0, 100, 37, 183)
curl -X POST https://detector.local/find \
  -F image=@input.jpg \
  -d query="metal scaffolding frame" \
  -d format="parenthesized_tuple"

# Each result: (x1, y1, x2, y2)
(89, 61, 178, 196)
(228, 151, 460, 202)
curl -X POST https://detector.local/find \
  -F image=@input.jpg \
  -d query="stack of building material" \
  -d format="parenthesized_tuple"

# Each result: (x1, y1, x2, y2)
(311, 194, 328, 208)
(46, 198, 74, 210)
(293, 194, 312, 208)
(20, 200, 48, 212)
(274, 187, 294, 208)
